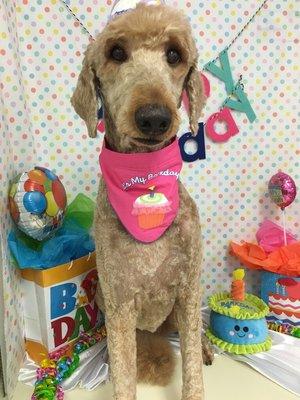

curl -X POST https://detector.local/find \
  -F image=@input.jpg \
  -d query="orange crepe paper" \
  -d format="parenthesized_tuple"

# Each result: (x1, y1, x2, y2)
(230, 241, 300, 277)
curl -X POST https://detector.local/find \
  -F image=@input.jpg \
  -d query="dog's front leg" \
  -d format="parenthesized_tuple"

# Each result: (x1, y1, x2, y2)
(106, 303, 137, 400)
(175, 281, 204, 400)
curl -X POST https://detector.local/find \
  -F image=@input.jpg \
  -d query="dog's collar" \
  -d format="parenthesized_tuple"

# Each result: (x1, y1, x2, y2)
(99, 138, 182, 242)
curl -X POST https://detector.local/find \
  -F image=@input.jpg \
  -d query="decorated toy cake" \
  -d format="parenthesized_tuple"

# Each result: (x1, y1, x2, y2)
(206, 269, 272, 354)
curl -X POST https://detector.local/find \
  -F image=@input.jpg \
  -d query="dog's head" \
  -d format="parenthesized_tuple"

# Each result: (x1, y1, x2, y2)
(71, 3, 205, 152)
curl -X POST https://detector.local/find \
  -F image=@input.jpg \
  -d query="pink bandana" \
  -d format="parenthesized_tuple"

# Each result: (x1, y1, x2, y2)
(99, 138, 182, 243)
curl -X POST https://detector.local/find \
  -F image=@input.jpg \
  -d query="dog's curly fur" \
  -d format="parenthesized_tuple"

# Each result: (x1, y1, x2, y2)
(71, 4, 213, 400)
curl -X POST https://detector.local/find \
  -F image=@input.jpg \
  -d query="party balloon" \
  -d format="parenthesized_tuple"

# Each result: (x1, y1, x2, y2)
(24, 179, 45, 193)
(28, 169, 47, 185)
(9, 197, 19, 222)
(52, 179, 67, 209)
(23, 191, 47, 214)
(36, 166, 58, 181)
(268, 172, 297, 210)
(8, 167, 67, 241)
(10, 182, 17, 197)
(45, 191, 59, 217)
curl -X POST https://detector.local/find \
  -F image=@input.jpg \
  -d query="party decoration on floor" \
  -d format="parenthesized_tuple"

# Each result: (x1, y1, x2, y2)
(31, 326, 107, 400)
(20, 251, 103, 363)
(231, 219, 300, 337)
(267, 322, 300, 338)
(230, 173, 299, 336)
(7, 192, 101, 362)
(206, 268, 272, 354)
(9, 167, 67, 241)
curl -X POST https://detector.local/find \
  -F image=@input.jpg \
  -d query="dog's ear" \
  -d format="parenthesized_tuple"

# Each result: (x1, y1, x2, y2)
(71, 49, 99, 138)
(185, 65, 205, 135)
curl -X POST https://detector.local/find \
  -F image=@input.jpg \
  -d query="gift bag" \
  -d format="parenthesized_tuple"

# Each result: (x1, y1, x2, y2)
(20, 252, 103, 363)
(261, 271, 300, 333)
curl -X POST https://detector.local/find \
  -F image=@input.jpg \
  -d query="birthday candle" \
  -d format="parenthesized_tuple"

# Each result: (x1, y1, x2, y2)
(231, 268, 245, 301)
(148, 185, 155, 198)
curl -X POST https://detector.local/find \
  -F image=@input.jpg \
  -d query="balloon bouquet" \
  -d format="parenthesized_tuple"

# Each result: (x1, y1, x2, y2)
(9, 166, 67, 241)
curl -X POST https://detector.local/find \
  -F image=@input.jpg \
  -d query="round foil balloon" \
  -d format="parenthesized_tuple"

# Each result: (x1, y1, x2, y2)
(9, 167, 67, 241)
(268, 172, 297, 210)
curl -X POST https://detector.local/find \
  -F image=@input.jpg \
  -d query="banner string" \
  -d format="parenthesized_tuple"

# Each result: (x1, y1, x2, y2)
(60, 1, 94, 40)
(58, 0, 268, 125)
(208, 0, 268, 65)
(59, 0, 269, 66)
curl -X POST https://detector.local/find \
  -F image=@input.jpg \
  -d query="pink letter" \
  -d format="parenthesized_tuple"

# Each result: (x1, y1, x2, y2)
(201, 73, 210, 98)
(205, 108, 239, 142)
(182, 72, 211, 113)
(85, 302, 99, 328)
(97, 120, 105, 133)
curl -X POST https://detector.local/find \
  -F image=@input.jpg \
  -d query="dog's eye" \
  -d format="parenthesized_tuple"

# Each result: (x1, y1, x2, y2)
(166, 48, 181, 65)
(110, 46, 127, 62)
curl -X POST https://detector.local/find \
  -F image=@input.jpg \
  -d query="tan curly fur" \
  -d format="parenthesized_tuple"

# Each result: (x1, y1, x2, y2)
(71, 4, 213, 400)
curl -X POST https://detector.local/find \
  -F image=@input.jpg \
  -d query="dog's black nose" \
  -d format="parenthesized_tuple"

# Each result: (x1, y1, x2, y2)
(135, 104, 171, 135)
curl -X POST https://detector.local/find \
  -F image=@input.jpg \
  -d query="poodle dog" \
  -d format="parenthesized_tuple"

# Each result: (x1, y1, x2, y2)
(71, 3, 213, 400)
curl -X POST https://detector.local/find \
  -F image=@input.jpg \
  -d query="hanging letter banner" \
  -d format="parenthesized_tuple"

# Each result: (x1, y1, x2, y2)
(205, 108, 239, 143)
(179, 123, 206, 161)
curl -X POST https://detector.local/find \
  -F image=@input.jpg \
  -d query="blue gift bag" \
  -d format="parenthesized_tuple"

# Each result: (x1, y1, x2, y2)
(261, 271, 300, 328)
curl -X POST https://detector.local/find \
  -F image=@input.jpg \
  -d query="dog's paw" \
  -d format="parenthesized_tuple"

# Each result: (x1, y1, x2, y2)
(201, 334, 214, 366)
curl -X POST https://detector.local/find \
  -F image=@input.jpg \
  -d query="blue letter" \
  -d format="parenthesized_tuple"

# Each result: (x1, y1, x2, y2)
(179, 123, 206, 162)
(51, 283, 77, 319)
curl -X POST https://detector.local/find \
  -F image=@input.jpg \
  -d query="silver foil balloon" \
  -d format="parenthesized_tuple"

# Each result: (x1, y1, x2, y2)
(8, 167, 67, 241)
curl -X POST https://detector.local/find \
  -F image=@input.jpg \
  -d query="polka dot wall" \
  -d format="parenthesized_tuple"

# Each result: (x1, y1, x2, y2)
(0, 0, 299, 396)
(1, 0, 32, 396)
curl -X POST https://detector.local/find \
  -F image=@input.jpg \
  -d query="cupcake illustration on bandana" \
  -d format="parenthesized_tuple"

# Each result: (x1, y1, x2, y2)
(132, 186, 172, 229)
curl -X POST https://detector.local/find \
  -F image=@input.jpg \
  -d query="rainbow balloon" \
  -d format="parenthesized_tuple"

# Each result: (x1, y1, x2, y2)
(9, 167, 67, 241)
